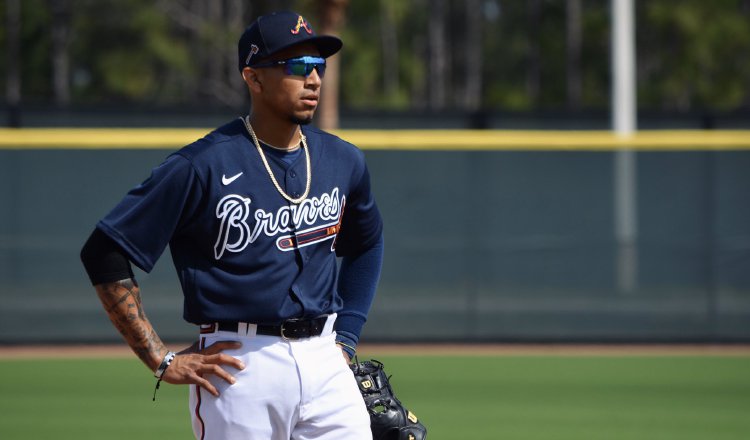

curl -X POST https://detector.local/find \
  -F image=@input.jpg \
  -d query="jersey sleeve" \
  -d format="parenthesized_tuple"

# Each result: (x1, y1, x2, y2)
(96, 154, 202, 273)
(334, 233, 384, 355)
(335, 159, 383, 258)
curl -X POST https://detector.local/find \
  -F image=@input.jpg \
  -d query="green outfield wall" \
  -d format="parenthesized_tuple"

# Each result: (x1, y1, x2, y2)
(1, 129, 749, 343)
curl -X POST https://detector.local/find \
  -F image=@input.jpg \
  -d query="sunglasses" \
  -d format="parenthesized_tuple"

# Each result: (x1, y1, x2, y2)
(253, 56, 327, 78)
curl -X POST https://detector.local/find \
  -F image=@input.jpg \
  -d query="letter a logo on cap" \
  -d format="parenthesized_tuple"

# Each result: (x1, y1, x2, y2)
(291, 15, 313, 35)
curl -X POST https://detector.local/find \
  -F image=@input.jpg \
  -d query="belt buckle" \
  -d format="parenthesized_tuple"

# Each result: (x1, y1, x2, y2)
(280, 318, 301, 341)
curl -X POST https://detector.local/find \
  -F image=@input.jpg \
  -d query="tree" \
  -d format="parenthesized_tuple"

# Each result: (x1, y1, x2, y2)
(50, 0, 71, 106)
(428, 0, 449, 110)
(637, 0, 750, 110)
(156, 0, 247, 107)
(5, 0, 22, 126)
(3, 0, 749, 115)
(316, 0, 348, 130)
(379, 0, 399, 101)
(566, 0, 582, 109)
(526, 0, 542, 106)
(463, 0, 483, 111)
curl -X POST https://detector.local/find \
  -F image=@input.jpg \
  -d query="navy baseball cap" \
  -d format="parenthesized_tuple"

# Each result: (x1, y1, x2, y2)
(238, 11, 343, 72)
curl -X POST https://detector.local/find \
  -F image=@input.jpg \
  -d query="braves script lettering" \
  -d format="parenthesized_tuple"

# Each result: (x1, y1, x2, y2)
(214, 188, 343, 259)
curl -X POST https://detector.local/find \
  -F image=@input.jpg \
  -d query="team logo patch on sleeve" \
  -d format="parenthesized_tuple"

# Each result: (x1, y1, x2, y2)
(245, 44, 259, 65)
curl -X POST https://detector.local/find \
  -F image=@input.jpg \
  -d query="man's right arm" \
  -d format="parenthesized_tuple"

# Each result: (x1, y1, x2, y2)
(82, 229, 243, 396)
(94, 278, 165, 370)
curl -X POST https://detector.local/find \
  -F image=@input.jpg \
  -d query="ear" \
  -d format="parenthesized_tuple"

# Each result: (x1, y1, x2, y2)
(242, 68, 263, 93)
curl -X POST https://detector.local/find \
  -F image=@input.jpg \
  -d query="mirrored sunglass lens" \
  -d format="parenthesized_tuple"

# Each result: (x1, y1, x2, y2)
(284, 58, 326, 77)
(287, 63, 311, 76)
(312, 64, 325, 77)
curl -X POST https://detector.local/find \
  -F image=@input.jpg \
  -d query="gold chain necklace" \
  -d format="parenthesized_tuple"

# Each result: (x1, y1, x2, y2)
(241, 116, 311, 204)
(265, 141, 301, 152)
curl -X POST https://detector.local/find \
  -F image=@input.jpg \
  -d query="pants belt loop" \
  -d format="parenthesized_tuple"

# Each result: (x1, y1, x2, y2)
(238, 322, 249, 335)
(323, 313, 337, 336)
(199, 323, 216, 334)
(246, 323, 258, 337)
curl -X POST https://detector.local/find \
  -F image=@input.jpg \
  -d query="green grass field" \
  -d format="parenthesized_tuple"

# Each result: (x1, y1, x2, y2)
(1, 352, 748, 439)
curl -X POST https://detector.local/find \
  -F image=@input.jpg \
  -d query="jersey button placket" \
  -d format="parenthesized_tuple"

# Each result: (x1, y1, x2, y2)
(285, 166, 303, 201)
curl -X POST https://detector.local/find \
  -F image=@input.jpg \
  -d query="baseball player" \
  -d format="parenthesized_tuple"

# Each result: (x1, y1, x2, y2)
(80, 11, 383, 440)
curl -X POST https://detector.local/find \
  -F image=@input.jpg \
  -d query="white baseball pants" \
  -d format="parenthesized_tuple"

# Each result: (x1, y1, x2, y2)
(189, 315, 372, 440)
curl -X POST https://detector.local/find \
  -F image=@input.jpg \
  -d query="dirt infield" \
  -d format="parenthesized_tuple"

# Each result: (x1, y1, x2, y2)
(1, 343, 749, 359)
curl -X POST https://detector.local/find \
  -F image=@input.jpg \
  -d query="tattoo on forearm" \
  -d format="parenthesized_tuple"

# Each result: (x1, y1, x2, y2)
(96, 279, 166, 370)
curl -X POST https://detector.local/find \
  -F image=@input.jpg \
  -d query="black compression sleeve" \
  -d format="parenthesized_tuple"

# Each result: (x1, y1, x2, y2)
(80, 228, 135, 285)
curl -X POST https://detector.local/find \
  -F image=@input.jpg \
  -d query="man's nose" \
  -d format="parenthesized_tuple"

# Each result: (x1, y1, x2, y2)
(306, 67, 322, 87)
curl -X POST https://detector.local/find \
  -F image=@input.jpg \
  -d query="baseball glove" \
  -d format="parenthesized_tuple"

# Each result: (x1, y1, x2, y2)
(350, 359, 427, 440)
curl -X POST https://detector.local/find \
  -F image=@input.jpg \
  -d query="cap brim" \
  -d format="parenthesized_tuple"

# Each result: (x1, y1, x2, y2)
(308, 35, 343, 58)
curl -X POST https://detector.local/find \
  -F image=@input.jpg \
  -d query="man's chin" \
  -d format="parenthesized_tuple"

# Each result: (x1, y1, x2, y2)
(291, 115, 314, 125)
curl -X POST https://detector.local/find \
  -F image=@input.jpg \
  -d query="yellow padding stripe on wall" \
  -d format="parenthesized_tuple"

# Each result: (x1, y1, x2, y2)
(1, 128, 750, 150)
(0, 128, 209, 149)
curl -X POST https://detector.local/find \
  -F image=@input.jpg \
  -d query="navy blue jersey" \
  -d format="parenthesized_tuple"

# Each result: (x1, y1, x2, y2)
(97, 119, 383, 325)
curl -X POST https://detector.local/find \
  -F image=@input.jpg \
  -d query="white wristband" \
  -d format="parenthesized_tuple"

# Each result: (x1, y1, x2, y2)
(154, 351, 176, 379)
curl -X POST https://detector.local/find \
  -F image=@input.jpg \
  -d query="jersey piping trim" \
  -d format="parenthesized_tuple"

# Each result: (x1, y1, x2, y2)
(194, 336, 206, 440)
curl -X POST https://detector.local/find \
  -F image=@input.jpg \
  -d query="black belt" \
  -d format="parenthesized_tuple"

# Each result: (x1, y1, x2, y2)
(201, 316, 328, 340)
